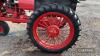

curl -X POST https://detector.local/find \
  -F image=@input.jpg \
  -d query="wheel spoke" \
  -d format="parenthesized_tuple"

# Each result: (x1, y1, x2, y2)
(45, 37, 50, 43)
(38, 23, 47, 28)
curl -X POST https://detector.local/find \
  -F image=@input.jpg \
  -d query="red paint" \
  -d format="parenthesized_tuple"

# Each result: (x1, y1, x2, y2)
(19, 0, 34, 10)
(33, 12, 75, 50)
(46, 25, 60, 37)
(0, 17, 29, 23)
(0, 2, 2, 6)
(0, 26, 4, 33)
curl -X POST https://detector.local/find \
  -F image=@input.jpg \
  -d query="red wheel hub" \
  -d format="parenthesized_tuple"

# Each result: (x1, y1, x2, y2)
(46, 25, 60, 37)
(33, 12, 75, 50)
(0, 26, 3, 33)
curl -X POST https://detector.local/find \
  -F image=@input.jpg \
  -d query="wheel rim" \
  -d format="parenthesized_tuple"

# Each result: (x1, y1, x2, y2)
(0, 26, 4, 33)
(33, 12, 75, 50)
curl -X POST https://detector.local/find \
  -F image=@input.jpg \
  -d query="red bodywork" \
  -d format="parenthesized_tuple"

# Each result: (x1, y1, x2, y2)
(19, 0, 34, 10)
(0, 0, 34, 23)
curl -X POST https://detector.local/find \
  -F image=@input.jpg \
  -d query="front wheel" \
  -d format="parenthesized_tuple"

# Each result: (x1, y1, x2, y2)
(0, 21, 10, 36)
(27, 5, 81, 53)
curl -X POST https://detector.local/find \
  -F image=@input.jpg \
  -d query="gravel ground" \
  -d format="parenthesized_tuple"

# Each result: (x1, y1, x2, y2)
(0, 0, 100, 56)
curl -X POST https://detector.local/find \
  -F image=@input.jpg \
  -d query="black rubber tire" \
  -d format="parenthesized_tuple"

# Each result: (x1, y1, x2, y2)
(71, 3, 77, 11)
(27, 4, 81, 53)
(0, 21, 10, 36)
(35, 0, 77, 11)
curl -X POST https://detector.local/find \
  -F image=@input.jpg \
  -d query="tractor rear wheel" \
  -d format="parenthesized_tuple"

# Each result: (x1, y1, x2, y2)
(27, 4, 81, 53)
(0, 21, 10, 36)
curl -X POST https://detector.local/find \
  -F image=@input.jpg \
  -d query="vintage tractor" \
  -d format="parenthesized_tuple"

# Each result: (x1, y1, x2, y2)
(0, 0, 81, 53)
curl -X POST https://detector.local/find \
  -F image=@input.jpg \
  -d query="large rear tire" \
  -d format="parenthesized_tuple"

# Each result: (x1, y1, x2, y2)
(27, 4, 81, 53)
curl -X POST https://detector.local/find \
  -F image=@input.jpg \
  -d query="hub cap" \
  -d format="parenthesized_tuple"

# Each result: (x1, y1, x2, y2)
(46, 25, 60, 37)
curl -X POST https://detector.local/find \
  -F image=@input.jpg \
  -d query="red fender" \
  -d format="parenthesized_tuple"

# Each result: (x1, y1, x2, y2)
(19, 0, 34, 10)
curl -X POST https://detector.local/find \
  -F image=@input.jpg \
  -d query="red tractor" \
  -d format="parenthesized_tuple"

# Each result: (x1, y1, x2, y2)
(0, 0, 81, 53)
